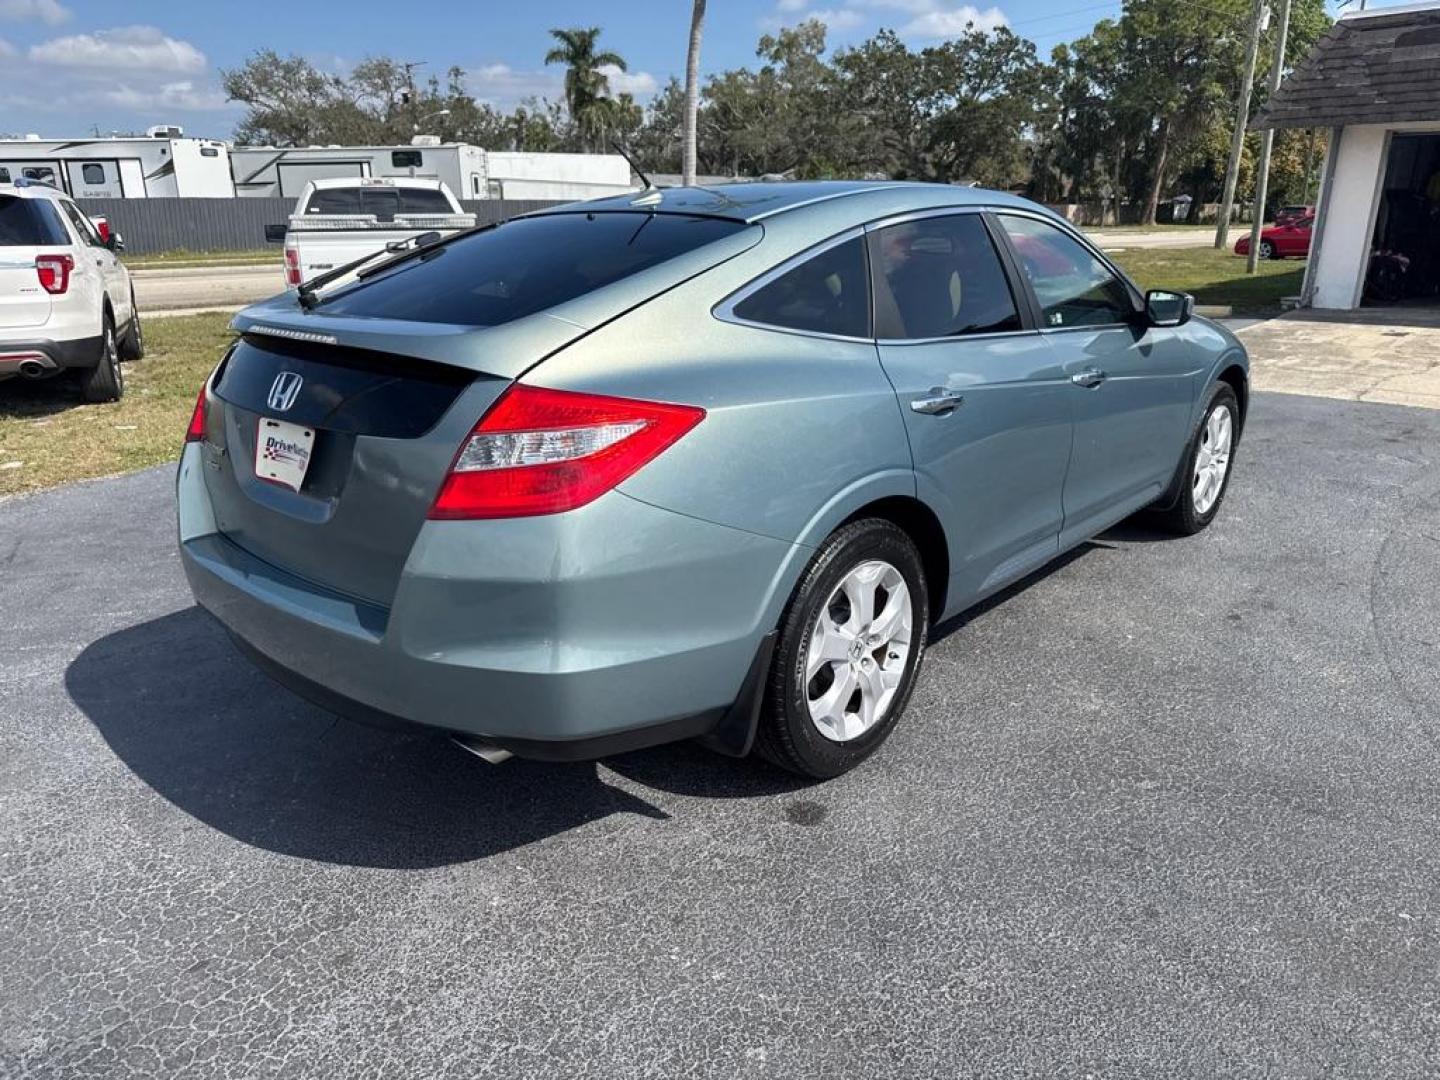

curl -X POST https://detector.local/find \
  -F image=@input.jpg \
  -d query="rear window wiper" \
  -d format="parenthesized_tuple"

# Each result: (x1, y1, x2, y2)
(296, 230, 447, 311)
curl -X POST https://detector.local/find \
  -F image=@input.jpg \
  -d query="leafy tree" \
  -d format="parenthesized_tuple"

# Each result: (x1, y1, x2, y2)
(544, 27, 628, 152)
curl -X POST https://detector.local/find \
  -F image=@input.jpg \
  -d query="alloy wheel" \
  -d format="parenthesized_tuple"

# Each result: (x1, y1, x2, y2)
(805, 559, 913, 742)
(1193, 404, 1233, 515)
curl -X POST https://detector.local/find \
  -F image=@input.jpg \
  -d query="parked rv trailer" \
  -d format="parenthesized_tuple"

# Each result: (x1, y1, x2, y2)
(230, 142, 636, 201)
(0, 133, 233, 198)
(484, 152, 634, 201)
(230, 143, 490, 199)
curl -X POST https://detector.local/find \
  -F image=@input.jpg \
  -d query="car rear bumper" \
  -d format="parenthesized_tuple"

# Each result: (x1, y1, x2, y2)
(177, 444, 804, 757)
(0, 334, 101, 375)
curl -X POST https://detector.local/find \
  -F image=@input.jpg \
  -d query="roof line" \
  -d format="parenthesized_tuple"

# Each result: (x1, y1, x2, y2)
(1340, 0, 1440, 19)
(745, 183, 913, 222)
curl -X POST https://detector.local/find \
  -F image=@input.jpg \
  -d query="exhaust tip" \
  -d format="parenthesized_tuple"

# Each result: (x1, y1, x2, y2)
(451, 736, 514, 765)
(18, 360, 48, 379)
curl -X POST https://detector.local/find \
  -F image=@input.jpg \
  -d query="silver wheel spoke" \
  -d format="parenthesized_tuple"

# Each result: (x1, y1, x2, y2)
(806, 615, 854, 681)
(807, 558, 914, 744)
(1193, 403, 1234, 515)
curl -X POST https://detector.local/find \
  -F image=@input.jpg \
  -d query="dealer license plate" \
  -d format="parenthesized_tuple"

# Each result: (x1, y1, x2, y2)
(255, 417, 316, 493)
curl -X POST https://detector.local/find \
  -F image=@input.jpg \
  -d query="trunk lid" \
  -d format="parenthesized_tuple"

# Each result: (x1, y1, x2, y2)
(0, 251, 50, 329)
(202, 327, 520, 607)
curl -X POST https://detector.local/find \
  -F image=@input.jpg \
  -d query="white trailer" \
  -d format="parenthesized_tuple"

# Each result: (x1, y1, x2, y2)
(230, 141, 636, 201)
(0, 130, 233, 198)
(484, 151, 634, 201)
(231, 141, 490, 200)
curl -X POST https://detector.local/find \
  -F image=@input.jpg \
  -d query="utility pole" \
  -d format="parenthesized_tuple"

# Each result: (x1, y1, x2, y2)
(1247, 0, 1291, 273)
(1215, 0, 1268, 249)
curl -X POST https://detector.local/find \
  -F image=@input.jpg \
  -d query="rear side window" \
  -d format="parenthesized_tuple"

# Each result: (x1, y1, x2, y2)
(871, 214, 1021, 339)
(731, 236, 870, 338)
(0, 196, 69, 246)
(998, 215, 1135, 328)
(320, 212, 750, 327)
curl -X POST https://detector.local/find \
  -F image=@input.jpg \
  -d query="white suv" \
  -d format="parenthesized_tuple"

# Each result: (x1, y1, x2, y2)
(0, 178, 140, 402)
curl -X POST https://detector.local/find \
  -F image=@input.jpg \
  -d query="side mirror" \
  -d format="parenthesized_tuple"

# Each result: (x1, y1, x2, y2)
(1145, 289, 1194, 328)
(109, 232, 124, 252)
(264, 223, 287, 244)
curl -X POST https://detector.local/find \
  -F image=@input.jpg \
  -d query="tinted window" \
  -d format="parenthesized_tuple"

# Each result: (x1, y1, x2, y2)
(304, 188, 363, 215)
(81, 163, 105, 184)
(57, 200, 101, 246)
(732, 236, 870, 338)
(871, 215, 1021, 339)
(392, 150, 423, 168)
(304, 186, 452, 219)
(0, 197, 68, 246)
(999, 215, 1135, 328)
(320, 212, 750, 327)
(23, 166, 57, 185)
(0, 167, 10, 182)
(396, 188, 453, 214)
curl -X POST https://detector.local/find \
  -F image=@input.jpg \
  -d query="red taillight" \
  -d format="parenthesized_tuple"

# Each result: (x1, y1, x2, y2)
(283, 245, 301, 287)
(185, 382, 208, 443)
(429, 385, 705, 520)
(35, 254, 73, 295)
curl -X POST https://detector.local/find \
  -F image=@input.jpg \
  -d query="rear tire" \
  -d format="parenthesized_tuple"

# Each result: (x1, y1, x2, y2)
(1153, 383, 1239, 535)
(119, 295, 144, 361)
(80, 315, 124, 403)
(756, 518, 929, 780)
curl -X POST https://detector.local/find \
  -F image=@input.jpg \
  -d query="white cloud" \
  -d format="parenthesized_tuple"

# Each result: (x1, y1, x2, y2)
(100, 80, 230, 112)
(0, 0, 70, 25)
(599, 63, 658, 97)
(29, 25, 206, 74)
(0, 37, 15, 57)
(466, 63, 563, 109)
(898, 3, 1008, 38)
(767, 0, 1008, 40)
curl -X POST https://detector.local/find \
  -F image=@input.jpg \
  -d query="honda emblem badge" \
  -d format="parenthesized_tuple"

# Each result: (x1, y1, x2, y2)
(267, 371, 303, 412)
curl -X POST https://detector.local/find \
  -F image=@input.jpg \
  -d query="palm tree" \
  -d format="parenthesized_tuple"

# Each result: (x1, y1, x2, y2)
(545, 27, 627, 152)
(682, 0, 707, 186)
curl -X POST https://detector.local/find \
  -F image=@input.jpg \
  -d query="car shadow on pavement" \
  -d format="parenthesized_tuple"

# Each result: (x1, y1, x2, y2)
(64, 606, 737, 870)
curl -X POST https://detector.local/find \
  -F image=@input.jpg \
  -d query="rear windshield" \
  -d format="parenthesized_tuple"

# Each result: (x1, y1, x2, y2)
(304, 186, 455, 219)
(318, 212, 750, 327)
(0, 196, 68, 246)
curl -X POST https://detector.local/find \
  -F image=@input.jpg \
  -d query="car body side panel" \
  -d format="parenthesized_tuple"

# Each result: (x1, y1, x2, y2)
(530, 252, 915, 551)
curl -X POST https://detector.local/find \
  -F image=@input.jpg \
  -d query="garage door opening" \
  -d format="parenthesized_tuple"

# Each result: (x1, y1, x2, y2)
(1365, 133, 1440, 306)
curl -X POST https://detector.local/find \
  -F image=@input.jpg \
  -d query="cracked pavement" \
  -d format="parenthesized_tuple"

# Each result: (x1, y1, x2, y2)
(2, 391, 1440, 1078)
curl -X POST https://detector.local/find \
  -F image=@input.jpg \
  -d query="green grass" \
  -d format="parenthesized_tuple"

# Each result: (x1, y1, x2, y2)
(0, 312, 235, 497)
(1109, 246, 1304, 312)
(125, 248, 274, 270)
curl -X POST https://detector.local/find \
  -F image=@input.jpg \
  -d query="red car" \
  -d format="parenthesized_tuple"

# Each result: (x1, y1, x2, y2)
(1234, 216, 1313, 259)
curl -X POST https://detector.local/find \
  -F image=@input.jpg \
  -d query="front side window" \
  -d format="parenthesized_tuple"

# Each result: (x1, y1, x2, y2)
(870, 214, 1021, 339)
(731, 236, 870, 338)
(998, 214, 1135, 328)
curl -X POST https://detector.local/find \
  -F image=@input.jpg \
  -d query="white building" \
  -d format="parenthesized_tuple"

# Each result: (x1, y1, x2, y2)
(1256, 3, 1440, 310)
(0, 128, 233, 198)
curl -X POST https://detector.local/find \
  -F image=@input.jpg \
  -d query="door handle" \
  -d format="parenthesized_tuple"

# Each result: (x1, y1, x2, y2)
(1070, 367, 1107, 389)
(910, 389, 965, 415)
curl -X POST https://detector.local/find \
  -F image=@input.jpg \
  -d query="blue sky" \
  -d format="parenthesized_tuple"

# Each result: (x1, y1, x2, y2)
(0, 0, 1382, 139)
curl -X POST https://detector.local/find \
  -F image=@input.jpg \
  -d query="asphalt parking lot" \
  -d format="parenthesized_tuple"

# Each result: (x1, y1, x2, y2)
(3, 390, 1440, 1078)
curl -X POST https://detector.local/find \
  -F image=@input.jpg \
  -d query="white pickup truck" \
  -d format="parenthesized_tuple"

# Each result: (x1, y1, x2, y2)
(265, 177, 476, 290)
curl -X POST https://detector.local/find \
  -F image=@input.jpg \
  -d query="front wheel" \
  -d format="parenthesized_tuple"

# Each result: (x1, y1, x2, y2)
(1154, 383, 1239, 535)
(79, 316, 124, 403)
(756, 519, 929, 779)
(119, 294, 144, 361)
(1258, 240, 1275, 259)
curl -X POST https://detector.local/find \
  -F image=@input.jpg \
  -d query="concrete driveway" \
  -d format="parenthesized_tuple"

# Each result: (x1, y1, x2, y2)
(3, 392, 1440, 1078)
(131, 264, 279, 316)
(1236, 308, 1440, 409)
